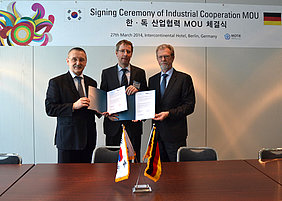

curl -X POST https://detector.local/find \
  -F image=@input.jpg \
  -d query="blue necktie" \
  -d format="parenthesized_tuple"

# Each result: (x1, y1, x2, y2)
(121, 69, 128, 87)
(160, 74, 168, 97)
(75, 76, 85, 97)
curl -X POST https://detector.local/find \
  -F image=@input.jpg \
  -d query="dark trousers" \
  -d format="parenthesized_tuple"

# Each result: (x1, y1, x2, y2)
(58, 148, 94, 163)
(158, 134, 186, 162)
(106, 132, 141, 162)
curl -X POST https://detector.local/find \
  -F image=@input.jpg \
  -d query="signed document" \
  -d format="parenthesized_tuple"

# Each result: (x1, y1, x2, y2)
(118, 90, 155, 121)
(107, 86, 127, 114)
(135, 90, 155, 120)
(88, 86, 127, 114)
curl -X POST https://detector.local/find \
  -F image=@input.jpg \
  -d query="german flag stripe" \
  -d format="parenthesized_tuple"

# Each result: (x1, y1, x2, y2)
(264, 21, 281, 25)
(264, 16, 281, 21)
(264, 12, 281, 18)
(151, 143, 160, 177)
(146, 134, 158, 176)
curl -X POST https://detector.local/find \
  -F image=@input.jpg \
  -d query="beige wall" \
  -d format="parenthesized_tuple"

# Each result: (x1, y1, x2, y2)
(0, 0, 281, 163)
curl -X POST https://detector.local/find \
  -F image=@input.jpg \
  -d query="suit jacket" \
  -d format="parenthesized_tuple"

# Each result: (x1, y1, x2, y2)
(100, 64, 147, 137)
(45, 72, 98, 150)
(149, 69, 195, 143)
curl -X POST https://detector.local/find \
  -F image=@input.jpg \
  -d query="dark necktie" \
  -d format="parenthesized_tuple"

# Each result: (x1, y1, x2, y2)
(75, 76, 85, 97)
(160, 74, 168, 97)
(121, 69, 128, 87)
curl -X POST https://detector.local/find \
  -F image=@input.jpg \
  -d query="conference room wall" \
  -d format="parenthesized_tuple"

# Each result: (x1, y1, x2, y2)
(207, 0, 282, 160)
(0, 47, 34, 163)
(0, 0, 281, 163)
(207, 48, 282, 159)
(2, 47, 282, 163)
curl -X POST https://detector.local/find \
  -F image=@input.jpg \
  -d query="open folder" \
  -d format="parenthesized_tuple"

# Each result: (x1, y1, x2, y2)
(88, 86, 155, 121)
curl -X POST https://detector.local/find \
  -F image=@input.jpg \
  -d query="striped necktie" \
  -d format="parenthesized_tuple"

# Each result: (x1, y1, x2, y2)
(121, 69, 128, 87)
(75, 76, 85, 97)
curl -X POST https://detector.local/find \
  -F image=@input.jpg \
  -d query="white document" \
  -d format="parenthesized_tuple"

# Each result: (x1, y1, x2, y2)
(107, 86, 127, 114)
(135, 90, 155, 120)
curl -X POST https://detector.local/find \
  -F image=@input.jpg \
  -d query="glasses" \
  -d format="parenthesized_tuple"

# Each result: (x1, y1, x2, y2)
(118, 49, 132, 54)
(69, 57, 86, 63)
(157, 55, 171, 60)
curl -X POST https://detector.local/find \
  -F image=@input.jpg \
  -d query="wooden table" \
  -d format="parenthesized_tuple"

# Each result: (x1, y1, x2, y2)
(1, 161, 282, 201)
(0, 164, 34, 196)
(245, 159, 282, 186)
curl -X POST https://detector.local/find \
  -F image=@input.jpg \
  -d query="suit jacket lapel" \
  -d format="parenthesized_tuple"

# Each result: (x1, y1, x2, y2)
(129, 65, 135, 85)
(66, 72, 80, 98)
(156, 72, 161, 98)
(84, 75, 90, 97)
(113, 65, 121, 87)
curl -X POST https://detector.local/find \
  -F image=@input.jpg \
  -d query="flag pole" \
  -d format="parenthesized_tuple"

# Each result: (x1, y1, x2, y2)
(133, 160, 144, 188)
(132, 165, 152, 193)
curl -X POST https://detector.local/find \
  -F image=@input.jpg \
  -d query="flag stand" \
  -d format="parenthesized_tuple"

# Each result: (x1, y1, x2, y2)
(132, 142, 152, 193)
(132, 163, 152, 193)
(132, 184, 152, 193)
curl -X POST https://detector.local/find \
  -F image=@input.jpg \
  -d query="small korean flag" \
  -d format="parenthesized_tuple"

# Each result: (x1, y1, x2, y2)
(66, 9, 83, 21)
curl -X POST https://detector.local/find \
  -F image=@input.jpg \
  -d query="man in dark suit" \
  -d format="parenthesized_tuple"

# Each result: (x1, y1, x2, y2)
(149, 44, 196, 162)
(100, 40, 147, 162)
(45, 47, 100, 163)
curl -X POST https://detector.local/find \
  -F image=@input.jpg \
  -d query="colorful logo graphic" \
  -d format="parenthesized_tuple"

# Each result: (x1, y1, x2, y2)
(224, 33, 230, 40)
(0, 2, 55, 46)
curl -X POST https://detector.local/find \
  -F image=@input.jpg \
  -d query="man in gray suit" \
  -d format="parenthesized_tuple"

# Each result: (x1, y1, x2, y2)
(45, 47, 100, 163)
(149, 44, 196, 162)
(100, 40, 147, 162)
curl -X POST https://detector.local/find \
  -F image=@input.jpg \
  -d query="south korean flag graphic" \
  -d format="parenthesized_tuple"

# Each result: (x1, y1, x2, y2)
(66, 9, 83, 21)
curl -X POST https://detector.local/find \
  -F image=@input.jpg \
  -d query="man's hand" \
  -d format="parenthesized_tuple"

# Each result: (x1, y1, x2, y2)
(73, 97, 90, 110)
(125, 85, 138, 95)
(153, 111, 169, 121)
(102, 112, 119, 121)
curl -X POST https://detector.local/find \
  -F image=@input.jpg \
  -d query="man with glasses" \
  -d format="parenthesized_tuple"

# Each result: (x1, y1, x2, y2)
(100, 40, 147, 162)
(149, 44, 196, 162)
(45, 47, 100, 163)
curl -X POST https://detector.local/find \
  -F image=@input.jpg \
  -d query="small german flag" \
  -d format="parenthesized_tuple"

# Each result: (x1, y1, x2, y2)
(264, 12, 281, 25)
(144, 126, 161, 182)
